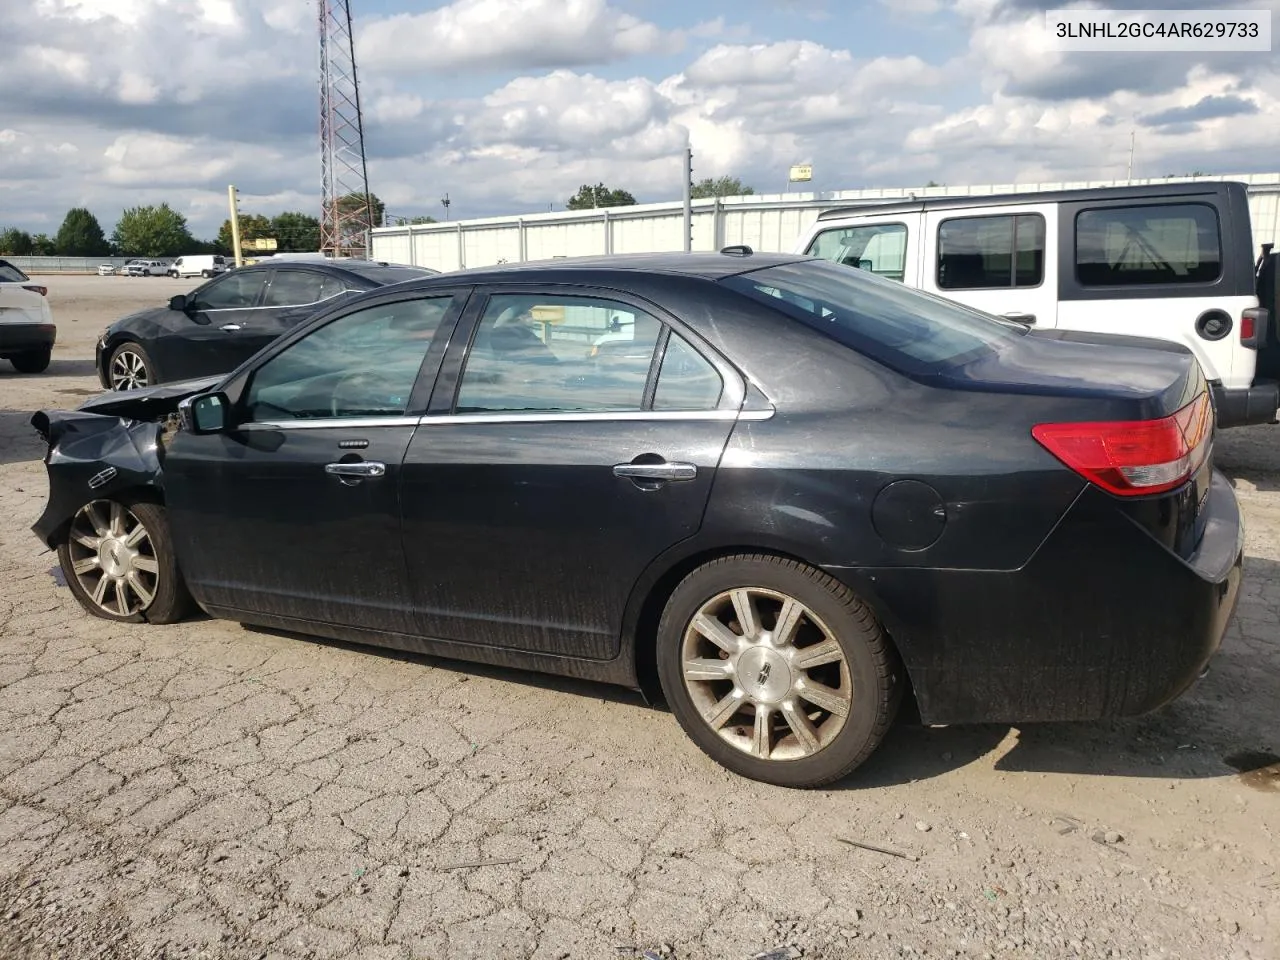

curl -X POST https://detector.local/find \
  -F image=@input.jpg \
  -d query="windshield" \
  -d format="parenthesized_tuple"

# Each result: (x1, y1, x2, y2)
(721, 258, 1025, 374)
(339, 262, 439, 285)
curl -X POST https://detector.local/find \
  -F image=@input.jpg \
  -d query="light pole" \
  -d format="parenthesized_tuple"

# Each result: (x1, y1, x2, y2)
(441, 193, 451, 221)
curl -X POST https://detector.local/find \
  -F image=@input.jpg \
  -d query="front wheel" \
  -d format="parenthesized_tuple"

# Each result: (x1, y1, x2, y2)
(58, 500, 194, 624)
(201, 270, 212, 278)
(657, 554, 901, 788)
(107, 341, 155, 390)
(10, 348, 51, 373)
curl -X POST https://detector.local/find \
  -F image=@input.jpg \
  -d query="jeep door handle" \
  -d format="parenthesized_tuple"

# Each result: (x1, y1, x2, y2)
(325, 461, 386, 478)
(612, 462, 697, 482)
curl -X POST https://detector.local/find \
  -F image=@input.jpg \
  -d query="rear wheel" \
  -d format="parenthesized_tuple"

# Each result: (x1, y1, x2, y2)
(657, 554, 901, 788)
(58, 500, 194, 624)
(108, 342, 154, 390)
(10, 349, 51, 374)
(201, 270, 212, 278)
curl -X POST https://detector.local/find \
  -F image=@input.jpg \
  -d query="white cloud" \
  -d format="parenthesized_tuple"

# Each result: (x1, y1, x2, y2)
(3, 0, 1280, 238)
(357, 0, 680, 75)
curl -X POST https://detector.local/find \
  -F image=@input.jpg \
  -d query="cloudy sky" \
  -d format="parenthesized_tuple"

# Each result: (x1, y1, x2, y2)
(2, 0, 1278, 239)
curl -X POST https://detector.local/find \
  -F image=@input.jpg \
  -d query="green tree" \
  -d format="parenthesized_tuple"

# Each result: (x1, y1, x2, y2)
(216, 213, 272, 252)
(54, 207, 110, 256)
(335, 192, 385, 227)
(689, 176, 755, 199)
(567, 183, 636, 210)
(402, 215, 438, 225)
(111, 204, 194, 257)
(30, 234, 57, 256)
(271, 211, 322, 252)
(0, 228, 35, 255)
(924, 180, 943, 187)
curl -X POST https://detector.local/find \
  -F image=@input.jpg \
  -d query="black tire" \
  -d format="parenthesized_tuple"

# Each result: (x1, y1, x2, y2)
(656, 554, 901, 788)
(201, 270, 212, 278)
(167, 270, 178, 278)
(107, 341, 156, 390)
(57, 499, 195, 625)
(10, 348, 51, 374)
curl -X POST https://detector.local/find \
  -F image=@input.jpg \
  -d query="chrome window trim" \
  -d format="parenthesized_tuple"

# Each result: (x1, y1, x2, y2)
(237, 407, 775, 431)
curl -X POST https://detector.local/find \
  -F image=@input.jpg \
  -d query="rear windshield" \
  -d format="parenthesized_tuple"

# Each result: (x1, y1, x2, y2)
(721, 259, 1025, 374)
(0, 260, 30, 283)
(338, 262, 439, 285)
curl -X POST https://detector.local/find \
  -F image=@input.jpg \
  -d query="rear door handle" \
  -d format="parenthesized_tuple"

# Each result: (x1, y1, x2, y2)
(220, 323, 243, 332)
(613, 462, 697, 482)
(1002, 312, 1036, 325)
(325, 461, 386, 478)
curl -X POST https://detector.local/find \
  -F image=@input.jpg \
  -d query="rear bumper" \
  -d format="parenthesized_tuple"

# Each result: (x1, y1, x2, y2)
(825, 470, 1244, 725)
(0, 322, 56, 356)
(1211, 379, 1279, 427)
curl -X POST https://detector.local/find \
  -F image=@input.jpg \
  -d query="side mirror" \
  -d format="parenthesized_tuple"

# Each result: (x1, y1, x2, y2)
(178, 392, 230, 435)
(169, 294, 189, 312)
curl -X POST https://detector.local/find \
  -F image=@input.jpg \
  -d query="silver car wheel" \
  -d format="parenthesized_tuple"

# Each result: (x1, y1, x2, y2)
(681, 587, 853, 762)
(66, 501, 160, 617)
(110, 348, 148, 390)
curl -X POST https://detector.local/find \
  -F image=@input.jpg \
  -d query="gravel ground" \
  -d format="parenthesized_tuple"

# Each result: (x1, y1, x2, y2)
(0, 275, 1277, 960)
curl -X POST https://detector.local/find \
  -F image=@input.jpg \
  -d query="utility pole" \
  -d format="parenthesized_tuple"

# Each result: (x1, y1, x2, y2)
(441, 193, 451, 221)
(683, 144, 693, 253)
(227, 184, 243, 268)
(1127, 128, 1135, 181)
(319, 0, 373, 258)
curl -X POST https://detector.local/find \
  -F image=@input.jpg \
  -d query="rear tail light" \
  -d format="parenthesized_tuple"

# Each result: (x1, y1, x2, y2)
(1240, 307, 1267, 348)
(1032, 392, 1212, 497)
(22, 285, 47, 297)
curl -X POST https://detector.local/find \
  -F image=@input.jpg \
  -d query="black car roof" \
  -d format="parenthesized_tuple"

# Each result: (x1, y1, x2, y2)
(814, 179, 1247, 221)
(404, 251, 806, 286)
(227, 259, 432, 283)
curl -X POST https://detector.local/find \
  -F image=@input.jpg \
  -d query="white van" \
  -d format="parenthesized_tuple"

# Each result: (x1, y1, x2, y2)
(794, 181, 1279, 427)
(168, 254, 227, 279)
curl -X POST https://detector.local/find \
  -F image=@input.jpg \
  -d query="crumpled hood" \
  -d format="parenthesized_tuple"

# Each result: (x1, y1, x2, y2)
(76, 375, 223, 419)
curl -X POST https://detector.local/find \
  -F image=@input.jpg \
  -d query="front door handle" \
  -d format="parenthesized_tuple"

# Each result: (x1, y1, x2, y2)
(220, 323, 243, 332)
(1002, 312, 1036, 325)
(325, 461, 386, 479)
(613, 462, 697, 482)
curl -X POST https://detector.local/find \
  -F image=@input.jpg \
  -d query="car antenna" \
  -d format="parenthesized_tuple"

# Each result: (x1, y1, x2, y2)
(720, 245, 753, 257)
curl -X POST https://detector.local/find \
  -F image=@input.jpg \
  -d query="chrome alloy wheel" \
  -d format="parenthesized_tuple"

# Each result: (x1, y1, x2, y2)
(66, 501, 160, 617)
(109, 349, 148, 390)
(681, 587, 853, 762)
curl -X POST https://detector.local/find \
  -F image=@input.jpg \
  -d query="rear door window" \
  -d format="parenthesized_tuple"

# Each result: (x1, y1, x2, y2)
(1075, 203, 1221, 286)
(806, 223, 908, 282)
(455, 295, 662, 413)
(263, 269, 343, 307)
(937, 214, 1045, 290)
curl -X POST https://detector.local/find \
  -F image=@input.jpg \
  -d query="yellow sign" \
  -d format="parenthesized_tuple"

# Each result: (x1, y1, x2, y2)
(788, 164, 813, 182)
(530, 304, 566, 324)
(244, 237, 278, 251)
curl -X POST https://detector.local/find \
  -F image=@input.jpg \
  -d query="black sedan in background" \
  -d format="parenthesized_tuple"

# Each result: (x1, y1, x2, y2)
(95, 258, 438, 390)
(34, 251, 1241, 787)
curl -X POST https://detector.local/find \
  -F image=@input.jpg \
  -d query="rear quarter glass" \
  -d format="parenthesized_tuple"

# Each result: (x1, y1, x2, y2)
(722, 258, 1026, 377)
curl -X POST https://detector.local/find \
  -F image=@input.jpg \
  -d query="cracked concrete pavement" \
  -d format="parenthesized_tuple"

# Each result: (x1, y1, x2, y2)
(0, 275, 1277, 960)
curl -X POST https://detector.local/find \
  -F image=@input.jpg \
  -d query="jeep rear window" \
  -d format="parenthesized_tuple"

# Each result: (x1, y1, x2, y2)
(724, 259, 1024, 373)
(1076, 202, 1222, 286)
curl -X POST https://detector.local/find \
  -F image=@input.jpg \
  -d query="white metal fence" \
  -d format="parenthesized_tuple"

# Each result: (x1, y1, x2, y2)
(370, 174, 1280, 272)
(4, 256, 156, 275)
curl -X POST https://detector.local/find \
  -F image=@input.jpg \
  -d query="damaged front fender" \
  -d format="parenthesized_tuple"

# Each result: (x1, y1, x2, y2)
(29, 409, 166, 549)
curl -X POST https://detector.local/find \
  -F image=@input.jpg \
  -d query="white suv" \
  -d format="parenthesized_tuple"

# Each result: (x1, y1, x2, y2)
(0, 258, 56, 373)
(125, 260, 168, 277)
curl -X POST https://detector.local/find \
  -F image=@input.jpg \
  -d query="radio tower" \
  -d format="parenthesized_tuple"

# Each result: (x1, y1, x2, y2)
(318, 0, 373, 257)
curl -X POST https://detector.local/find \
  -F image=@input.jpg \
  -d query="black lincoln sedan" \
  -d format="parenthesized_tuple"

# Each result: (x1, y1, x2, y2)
(95, 258, 438, 390)
(32, 251, 1242, 787)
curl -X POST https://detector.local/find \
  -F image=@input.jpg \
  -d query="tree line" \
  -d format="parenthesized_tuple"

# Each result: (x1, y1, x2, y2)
(566, 177, 755, 210)
(0, 195, 387, 259)
(0, 181, 757, 258)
